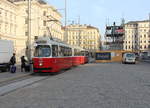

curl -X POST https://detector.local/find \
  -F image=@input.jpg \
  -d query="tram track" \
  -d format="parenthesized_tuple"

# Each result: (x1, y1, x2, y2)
(0, 73, 50, 96)
(0, 74, 33, 87)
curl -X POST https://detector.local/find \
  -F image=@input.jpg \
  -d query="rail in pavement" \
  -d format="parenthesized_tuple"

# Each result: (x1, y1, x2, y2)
(0, 64, 32, 84)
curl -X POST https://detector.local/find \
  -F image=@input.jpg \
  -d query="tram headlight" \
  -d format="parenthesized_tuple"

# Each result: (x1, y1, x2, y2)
(39, 63, 43, 66)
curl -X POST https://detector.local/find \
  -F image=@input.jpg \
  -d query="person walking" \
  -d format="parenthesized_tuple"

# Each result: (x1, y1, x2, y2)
(9, 53, 16, 73)
(21, 56, 27, 72)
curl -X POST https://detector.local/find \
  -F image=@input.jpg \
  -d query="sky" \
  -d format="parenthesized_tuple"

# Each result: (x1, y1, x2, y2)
(45, 0, 150, 37)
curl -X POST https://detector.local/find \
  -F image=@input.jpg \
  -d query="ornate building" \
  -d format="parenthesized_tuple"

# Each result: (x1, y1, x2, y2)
(63, 24, 101, 52)
(124, 20, 150, 52)
(0, 0, 63, 61)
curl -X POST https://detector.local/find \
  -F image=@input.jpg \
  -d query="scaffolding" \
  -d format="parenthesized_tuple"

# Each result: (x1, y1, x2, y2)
(105, 22, 124, 50)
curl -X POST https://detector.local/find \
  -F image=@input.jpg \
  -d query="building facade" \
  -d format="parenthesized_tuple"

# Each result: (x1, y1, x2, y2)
(0, 0, 19, 59)
(123, 20, 150, 52)
(0, 0, 63, 61)
(64, 24, 101, 52)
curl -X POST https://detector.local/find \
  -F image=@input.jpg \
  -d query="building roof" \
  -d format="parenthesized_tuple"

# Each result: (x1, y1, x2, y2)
(12, 0, 47, 4)
(63, 24, 99, 31)
(126, 20, 150, 25)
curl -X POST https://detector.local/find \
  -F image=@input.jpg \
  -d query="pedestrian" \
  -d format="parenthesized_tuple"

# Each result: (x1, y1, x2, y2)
(9, 53, 16, 73)
(20, 56, 27, 72)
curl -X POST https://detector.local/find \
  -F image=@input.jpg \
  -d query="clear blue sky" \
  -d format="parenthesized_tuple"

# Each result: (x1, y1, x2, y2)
(46, 0, 150, 36)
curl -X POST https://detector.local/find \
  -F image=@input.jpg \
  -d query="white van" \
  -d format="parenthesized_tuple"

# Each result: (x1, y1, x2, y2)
(122, 53, 136, 64)
(0, 40, 14, 72)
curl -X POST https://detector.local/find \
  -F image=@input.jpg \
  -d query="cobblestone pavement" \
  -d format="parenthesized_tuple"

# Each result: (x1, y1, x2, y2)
(0, 62, 150, 108)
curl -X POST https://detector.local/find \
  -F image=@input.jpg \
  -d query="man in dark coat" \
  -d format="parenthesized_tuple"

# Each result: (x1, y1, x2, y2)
(10, 53, 16, 65)
(21, 56, 27, 72)
(9, 53, 16, 73)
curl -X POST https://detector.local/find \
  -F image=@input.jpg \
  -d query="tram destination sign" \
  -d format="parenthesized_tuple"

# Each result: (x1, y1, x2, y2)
(96, 52, 111, 60)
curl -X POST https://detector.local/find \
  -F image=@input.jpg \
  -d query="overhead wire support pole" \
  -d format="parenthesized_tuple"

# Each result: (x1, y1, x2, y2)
(64, 0, 68, 43)
(149, 13, 150, 51)
(65, 0, 67, 29)
(27, 0, 31, 61)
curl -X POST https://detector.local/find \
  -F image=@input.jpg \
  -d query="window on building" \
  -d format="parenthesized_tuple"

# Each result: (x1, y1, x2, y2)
(129, 46, 131, 49)
(26, 9, 28, 14)
(25, 18, 28, 24)
(5, 24, 8, 33)
(43, 21, 46, 26)
(5, 12, 7, 18)
(0, 24, 1, 32)
(43, 11, 46, 16)
(10, 24, 12, 34)
(25, 32, 28, 36)
(0, 9, 2, 16)
(43, 31, 46, 36)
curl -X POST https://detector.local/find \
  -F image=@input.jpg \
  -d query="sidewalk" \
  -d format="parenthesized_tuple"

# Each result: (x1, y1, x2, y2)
(140, 58, 150, 63)
(142, 59, 150, 63)
(0, 64, 32, 83)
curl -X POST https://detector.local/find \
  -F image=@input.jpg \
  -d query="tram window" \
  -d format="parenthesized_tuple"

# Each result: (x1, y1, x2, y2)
(59, 46, 64, 56)
(69, 48, 72, 56)
(74, 49, 78, 56)
(59, 46, 72, 57)
(52, 45, 58, 57)
(64, 47, 68, 56)
(34, 45, 51, 57)
(74, 49, 81, 56)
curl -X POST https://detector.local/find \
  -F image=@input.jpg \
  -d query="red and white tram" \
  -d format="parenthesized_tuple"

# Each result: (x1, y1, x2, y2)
(32, 37, 88, 73)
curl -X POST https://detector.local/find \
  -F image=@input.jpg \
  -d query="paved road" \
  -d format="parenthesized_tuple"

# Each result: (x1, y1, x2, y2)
(0, 62, 150, 108)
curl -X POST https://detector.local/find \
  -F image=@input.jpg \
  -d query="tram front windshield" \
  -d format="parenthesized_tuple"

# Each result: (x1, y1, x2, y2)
(34, 45, 51, 57)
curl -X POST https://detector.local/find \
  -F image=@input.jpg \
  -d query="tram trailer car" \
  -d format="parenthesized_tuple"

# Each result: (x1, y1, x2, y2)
(33, 37, 87, 73)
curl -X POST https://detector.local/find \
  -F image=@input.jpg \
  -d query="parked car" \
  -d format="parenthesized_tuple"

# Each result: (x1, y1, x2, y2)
(122, 53, 136, 64)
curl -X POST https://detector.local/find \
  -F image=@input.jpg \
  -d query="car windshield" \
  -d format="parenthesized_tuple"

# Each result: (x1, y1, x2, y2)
(126, 53, 135, 58)
(34, 45, 51, 57)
